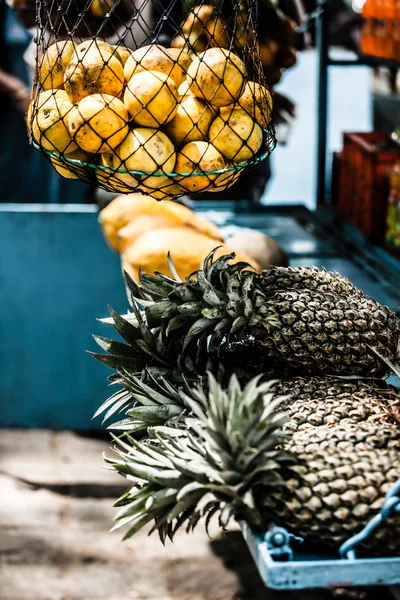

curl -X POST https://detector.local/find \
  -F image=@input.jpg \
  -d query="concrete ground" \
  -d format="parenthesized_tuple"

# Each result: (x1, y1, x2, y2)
(0, 431, 394, 600)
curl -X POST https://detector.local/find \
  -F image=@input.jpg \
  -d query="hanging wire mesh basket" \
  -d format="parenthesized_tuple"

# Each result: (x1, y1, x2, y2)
(28, 0, 277, 199)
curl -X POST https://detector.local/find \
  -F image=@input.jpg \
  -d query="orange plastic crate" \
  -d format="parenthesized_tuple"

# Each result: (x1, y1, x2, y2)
(337, 132, 398, 243)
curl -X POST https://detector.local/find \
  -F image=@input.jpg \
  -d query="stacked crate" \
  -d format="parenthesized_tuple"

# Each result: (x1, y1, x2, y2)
(337, 132, 398, 243)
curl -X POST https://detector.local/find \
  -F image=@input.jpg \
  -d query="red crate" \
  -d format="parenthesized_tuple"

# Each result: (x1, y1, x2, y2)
(337, 132, 398, 243)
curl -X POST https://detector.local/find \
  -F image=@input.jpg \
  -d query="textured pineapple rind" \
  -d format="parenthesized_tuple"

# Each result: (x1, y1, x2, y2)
(277, 377, 400, 432)
(281, 394, 398, 432)
(105, 375, 400, 554)
(267, 423, 400, 553)
(127, 254, 400, 379)
(253, 289, 400, 377)
(93, 254, 400, 386)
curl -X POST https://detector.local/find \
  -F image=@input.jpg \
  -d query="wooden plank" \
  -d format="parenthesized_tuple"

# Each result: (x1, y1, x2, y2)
(0, 430, 122, 489)
(0, 473, 265, 600)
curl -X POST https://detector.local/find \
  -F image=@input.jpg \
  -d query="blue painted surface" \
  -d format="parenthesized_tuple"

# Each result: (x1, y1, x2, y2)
(0, 204, 128, 429)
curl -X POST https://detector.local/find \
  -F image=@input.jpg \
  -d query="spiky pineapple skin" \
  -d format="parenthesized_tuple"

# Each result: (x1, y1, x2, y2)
(126, 255, 400, 380)
(276, 377, 399, 432)
(281, 394, 397, 432)
(275, 376, 395, 399)
(259, 266, 363, 298)
(247, 288, 400, 377)
(264, 423, 400, 553)
(105, 374, 400, 554)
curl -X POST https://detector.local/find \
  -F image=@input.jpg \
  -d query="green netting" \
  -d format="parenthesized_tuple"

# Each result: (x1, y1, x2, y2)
(29, 0, 278, 199)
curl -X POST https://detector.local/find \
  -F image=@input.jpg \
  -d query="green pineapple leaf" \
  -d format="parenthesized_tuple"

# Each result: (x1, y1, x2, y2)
(105, 373, 295, 541)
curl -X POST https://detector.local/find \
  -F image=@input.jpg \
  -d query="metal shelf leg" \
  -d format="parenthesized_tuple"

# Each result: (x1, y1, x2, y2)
(316, 0, 329, 205)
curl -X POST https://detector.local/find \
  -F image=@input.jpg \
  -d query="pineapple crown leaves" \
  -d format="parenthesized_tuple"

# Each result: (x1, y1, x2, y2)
(124, 249, 267, 344)
(105, 373, 295, 542)
(90, 250, 268, 429)
(93, 366, 206, 432)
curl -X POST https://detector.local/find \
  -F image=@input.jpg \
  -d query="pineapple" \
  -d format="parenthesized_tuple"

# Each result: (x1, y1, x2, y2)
(93, 359, 399, 435)
(94, 251, 400, 380)
(276, 377, 400, 432)
(281, 392, 399, 432)
(106, 374, 400, 553)
(275, 376, 394, 398)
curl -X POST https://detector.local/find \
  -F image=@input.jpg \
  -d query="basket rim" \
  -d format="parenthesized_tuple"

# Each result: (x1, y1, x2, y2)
(34, 139, 276, 177)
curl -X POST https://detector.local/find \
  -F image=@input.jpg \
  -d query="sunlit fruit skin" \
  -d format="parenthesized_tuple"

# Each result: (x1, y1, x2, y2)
(108, 128, 176, 190)
(175, 141, 226, 192)
(209, 109, 263, 163)
(64, 44, 124, 103)
(124, 70, 179, 128)
(124, 45, 192, 88)
(32, 90, 77, 154)
(121, 226, 260, 282)
(98, 193, 223, 252)
(68, 94, 129, 154)
(39, 41, 76, 90)
(99, 152, 139, 190)
(165, 49, 193, 87)
(220, 81, 273, 128)
(164, 95, 214, 145)
(50, 148, 92, 180)
(187, 48, 247, 107)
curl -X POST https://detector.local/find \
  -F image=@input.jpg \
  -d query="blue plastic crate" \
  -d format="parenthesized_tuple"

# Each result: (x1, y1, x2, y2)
(241, 479, 400, 590)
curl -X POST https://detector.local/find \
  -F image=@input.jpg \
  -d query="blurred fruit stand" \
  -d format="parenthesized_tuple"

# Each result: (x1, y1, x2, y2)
(1, 0, 400, 430)
(2, 1, 400, 595)
(316, 0, 400, 257)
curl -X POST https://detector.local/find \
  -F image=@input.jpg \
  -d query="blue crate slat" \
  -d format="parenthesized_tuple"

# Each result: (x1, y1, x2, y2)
(0, 204, 128, 429)
(241, 522, 400, 590)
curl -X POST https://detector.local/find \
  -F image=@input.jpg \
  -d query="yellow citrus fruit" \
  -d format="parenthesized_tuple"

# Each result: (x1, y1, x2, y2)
(109, 128, 176, 189)
(124, 44, 187, 87)
(71, 39, 122, 63)
(171, 32, 208, 54)
(39, 41, 76, 90)
(204, 17, 230, 48)
(89, 0, 115, 18)
(32, 89, 77, 153)
(175, 141, 225, 193)
(165, 48, 193, 86)
(96, 168, 135, 193)
(220, 81, 273, 128)
(123, 70, 178, 127)
(99, 151, 140, 190)
(140, 180, 186, 200)
(115, 45, 132, 65)
(208, 163, 243, 191)
(50, 148, 92, 180)
(64, 43, 124, 103)
(178, 80, 192, 97)
(187, 48, 247, 107)
(164, 94, 214, 145)
(182, 5, 214, 35)
(209, 109, 263, 162)
(68, 93, 129, 153)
